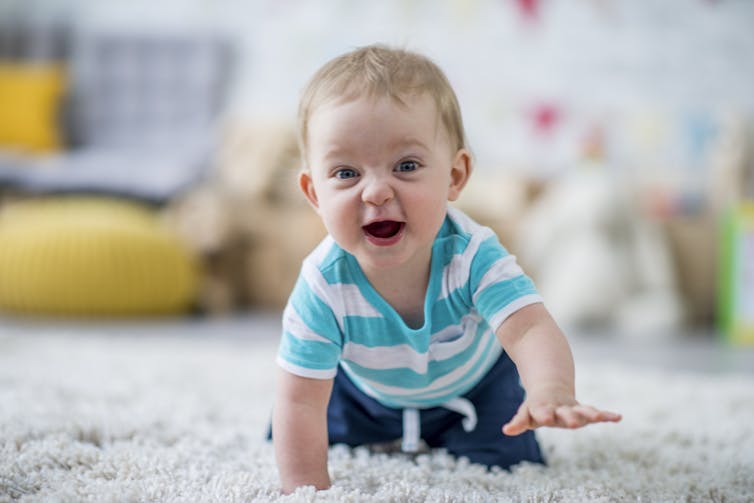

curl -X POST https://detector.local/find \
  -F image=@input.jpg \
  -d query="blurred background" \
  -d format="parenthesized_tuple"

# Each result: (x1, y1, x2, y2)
(1, 0, 754, 358)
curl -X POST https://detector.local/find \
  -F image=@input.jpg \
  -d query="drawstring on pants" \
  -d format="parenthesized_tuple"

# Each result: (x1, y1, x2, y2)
(401, 408, 420, 452)
(401, 397, 478, 453)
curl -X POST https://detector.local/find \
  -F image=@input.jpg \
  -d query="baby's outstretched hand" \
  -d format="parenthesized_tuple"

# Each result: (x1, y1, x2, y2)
(502, 391, 621, 436)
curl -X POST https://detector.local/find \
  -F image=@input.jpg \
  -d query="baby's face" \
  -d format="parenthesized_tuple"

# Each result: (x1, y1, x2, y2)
(300, 93, 469, 276)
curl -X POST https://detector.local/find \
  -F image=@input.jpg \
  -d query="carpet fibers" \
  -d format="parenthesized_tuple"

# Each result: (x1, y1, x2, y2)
(1, 331, 753, 502)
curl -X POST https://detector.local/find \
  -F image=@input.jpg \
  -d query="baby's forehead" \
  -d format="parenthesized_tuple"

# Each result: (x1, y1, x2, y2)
(340, 92, 438, 119)
(311, 91, 443, 131)
(327, 88, 434, 110)
(300, 87, 460, 159)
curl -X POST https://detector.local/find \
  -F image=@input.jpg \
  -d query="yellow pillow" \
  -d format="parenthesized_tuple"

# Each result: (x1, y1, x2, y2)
(0, 197, 199, 316)
(0, 62, 66, 153)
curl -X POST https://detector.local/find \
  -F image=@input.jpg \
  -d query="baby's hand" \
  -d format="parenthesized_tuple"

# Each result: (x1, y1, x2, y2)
(502, 390, 621, 436)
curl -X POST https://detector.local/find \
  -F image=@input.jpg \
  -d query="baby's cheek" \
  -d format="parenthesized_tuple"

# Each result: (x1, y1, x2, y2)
(417, 193, 450, 224)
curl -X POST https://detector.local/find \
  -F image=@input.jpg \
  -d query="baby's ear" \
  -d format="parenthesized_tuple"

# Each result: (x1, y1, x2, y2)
(448, 149, 472, 201)
(299, 170, 320, 210)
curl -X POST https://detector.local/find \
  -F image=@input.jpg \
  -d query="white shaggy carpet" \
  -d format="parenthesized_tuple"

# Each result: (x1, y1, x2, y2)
(1, 328, 753, 502)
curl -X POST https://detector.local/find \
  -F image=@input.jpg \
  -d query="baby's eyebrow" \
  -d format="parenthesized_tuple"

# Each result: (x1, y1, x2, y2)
(318, 145, 353, 162)
(391, 138, 429, 151)
(315, 138, 430, 166)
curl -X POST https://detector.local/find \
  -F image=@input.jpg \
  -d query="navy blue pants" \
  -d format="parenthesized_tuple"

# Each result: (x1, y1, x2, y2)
(326, 353, 543, 469)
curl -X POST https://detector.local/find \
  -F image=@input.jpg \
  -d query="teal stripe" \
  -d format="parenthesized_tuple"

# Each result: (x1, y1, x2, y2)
(279, 331, 341, 370)
(343, 252, 439, 339)
(431, 291, 471, 330)
(290, 276, 342, 346)
(469, 236, 510, 294)
(475, 275, 537, 323)
(339, 302, 472, 350)
(387, 354, 500, 406)
(442, 211, 471, 242)
(341, 323, 488, 389)
(358, 328, 501, 407)
(341, 316, 428, 351)
(433, 234, 472, 268)
(319, 242, 349, 282)
(321, 256, 360, 285)
(399, 322, 499, 401)
(434, 235, 507, 305)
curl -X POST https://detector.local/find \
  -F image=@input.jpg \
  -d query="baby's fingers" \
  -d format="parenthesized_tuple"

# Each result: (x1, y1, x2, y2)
(554, 405, 587, 429)
(529, 405, 557, 428)
(503, 404, 560, 435)
(502, 406, 534, 436)
(573, 405, 622, 423)
(561, 405, 622, 429)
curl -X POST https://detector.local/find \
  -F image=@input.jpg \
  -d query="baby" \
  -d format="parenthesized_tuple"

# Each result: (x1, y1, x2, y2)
(271, 44, 621, 493)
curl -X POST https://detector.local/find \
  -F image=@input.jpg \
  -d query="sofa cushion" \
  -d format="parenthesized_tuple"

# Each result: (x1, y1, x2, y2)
(0, 62, 66, 153)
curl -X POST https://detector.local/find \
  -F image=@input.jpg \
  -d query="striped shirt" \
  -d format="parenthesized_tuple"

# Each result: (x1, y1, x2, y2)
(277, 207, 542, 409)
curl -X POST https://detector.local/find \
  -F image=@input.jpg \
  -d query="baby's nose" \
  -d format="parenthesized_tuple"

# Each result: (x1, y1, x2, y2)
(361, 176, 394, 206)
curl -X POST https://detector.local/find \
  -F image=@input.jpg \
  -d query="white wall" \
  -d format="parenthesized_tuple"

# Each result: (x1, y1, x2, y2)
(4, 0, 754, 175)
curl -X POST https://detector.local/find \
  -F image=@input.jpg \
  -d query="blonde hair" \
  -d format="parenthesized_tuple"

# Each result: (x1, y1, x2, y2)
(298, 44, 467, 160)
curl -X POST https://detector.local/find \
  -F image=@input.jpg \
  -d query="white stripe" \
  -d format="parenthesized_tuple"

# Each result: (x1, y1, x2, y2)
(343, 342, 429, 374)
(428, 316, 480, 361)
(307, 235, 336, 266)
(429, 322, 465, 344)
(416, 341, 502, 403)
(357, 342, 503, 408)
(276, 356, 337, 379)
(283, 304, 333, 344)
(437, 225, 494, 301)
(472, 255, 524, 303)
(438, 253, 470, 301)
(304, 237, 381, 321)
(446, 206, 480, 235)
(341, 314, 482, 374)
(339, 283, 382, 319)
(487, 295, 544, 332)
(342, 329, 500, 401)
(300, 261, 343, 331)
(412, 342, 502, 405)
(301, 263, 381, 332)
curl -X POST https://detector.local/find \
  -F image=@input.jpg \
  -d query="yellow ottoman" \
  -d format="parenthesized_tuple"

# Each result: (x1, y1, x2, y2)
(0, 197, 199, 316)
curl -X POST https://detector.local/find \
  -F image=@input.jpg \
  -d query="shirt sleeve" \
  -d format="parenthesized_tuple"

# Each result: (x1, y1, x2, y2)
(469, 235, 543, 331)
(276, 269, 343, 379)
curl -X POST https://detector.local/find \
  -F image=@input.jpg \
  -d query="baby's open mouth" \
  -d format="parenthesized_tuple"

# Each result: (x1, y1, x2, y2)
(363, 220, 404, 239)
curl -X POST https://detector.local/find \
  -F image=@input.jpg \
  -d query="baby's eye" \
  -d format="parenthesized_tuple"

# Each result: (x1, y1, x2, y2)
(396, 160, 419, 172)
(335, 168, 358, 180)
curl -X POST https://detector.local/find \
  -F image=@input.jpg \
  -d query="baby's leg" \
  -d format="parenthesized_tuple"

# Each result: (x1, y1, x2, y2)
(327, 367, 403, 446)
(425, 354, 545, 469)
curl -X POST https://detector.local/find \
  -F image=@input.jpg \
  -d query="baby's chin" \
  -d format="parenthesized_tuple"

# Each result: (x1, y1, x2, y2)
(353, 244, 435, 275)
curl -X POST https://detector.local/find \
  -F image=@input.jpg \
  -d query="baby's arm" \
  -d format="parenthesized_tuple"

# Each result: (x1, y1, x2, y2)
(272, 367, 333, 494)
(495, 303, 621, 435)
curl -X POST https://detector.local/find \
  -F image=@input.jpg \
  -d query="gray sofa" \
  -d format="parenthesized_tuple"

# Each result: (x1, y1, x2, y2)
(0, 20, 235, 203)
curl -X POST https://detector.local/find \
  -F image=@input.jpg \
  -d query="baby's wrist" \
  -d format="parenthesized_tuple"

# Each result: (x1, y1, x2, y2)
(525, 381, 575, 401)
